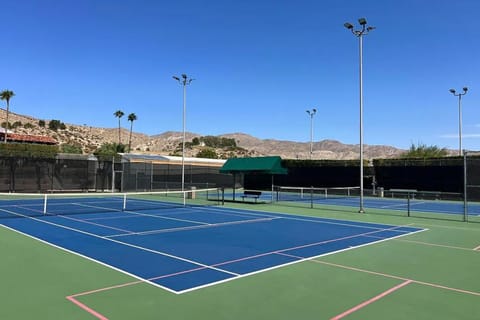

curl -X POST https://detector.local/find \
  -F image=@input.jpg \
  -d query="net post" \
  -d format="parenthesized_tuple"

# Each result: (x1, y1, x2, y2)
(123, 193, 127, 211)
(407, 192, 411, 217)
(271, 176, 274, 204)
(150, 161, 154, 192)
(43, 194, 48, 214)
(310, 186, 313, 209)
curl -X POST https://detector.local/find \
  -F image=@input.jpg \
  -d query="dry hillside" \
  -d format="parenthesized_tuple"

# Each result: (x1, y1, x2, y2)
(0, 108, 405, 159)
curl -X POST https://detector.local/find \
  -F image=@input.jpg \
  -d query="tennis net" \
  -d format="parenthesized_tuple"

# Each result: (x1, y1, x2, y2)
(275, 186, 360, 202)
(0, 188, 223, 219)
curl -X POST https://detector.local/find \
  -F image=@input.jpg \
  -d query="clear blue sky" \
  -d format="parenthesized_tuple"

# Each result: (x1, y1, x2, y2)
(2, 0, 479, 150)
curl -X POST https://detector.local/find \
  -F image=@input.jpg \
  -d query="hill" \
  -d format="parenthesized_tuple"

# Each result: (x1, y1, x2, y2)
(0, 108, 404, 159)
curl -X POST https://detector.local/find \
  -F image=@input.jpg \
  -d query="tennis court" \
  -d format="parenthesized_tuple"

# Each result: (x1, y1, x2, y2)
(0, 189, 422, 294)
(272, 186, 480, 220)
(1, 188, 479, 319)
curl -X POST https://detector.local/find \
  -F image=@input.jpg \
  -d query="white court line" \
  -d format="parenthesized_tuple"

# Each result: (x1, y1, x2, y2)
(74, 203, 211, 226)
(106, 217, 281, 238)
(55, 214, 135, 234)
(408, 201, 428, 206)
(13, 203, 135, 234)
(379, 201, 426, 209)
(203, 205, 410, 232)
(380, 203, 409, 209)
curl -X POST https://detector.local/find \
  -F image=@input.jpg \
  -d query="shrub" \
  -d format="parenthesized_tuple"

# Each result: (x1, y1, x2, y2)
(1, 122, 11, 129)
(12, 121, 22, 128)
(60, 144, 83, 154)
(48, 120, 66, 131)
(196, 148, 218, 159)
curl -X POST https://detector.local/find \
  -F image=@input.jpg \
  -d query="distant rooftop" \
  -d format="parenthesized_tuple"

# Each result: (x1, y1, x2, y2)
(0, 132, 57, 145)
(121, 153, 226, 166)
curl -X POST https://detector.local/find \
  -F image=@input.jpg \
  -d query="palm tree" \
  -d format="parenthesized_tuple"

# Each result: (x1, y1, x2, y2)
(0, 90, 15, 143)
(113, 110, 124, 144)
(127, 113, 137, 152)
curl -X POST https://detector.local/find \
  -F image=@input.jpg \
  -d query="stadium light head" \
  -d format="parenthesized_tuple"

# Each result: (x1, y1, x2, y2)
(313, 108, 317, 113)
(463, 87, 468, 93)
(449, 89, 456, 94)
(367, 26, 376, 31)
(182, 74, 187, 79)
(344, 22, 354, 30)
(358, 18, 367, 25)
(172, 76, 180, 81)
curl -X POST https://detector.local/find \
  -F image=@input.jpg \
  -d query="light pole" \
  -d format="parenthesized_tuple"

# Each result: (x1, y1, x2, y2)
(344, 17, 375, 214)
(173, 74, 194, 192)
(449, 87, 468, 156)
(306, 108, 317, 159)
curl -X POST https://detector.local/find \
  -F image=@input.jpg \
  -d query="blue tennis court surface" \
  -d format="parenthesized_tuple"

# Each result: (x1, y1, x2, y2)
(0, 203, 424, 293)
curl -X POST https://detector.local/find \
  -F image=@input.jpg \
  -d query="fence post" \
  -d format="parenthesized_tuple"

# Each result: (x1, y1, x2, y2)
(464, 151, 468, 222)
(111, 156, 115, 193)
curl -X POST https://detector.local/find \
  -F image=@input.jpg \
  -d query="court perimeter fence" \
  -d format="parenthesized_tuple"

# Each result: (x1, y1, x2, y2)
(1, 154, 479, 222)
(0, 154, 232, 193)
(244, 155, 480, 223)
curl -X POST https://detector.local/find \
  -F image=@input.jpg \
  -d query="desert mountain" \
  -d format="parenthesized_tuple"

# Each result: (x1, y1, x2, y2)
(0, 108, 404, 159)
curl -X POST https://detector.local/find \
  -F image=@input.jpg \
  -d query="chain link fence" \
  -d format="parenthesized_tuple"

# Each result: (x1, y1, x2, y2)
(122, 161, 231, 191)
(1, 154, 479, 223)
(0, 154, 232, 193)
(0, 155, 115, 193)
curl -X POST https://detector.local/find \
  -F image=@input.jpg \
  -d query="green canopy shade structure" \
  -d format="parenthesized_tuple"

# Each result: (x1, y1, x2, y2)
(220, 156, 287, 201)
(220, 156, 287, 175)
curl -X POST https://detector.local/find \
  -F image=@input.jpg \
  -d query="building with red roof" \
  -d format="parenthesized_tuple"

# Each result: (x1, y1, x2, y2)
(0, 132, 57, 145)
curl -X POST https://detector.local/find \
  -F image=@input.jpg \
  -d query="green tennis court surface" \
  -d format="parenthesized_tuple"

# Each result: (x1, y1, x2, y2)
(1, 201, 479, 320)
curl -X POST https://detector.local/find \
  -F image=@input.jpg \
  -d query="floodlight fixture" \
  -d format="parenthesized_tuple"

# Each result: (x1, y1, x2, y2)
(358, 17, 367, 25)
(306, 108, 317, 159)
(449, 86, 469, 156)
(344, 22, 354, 29)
